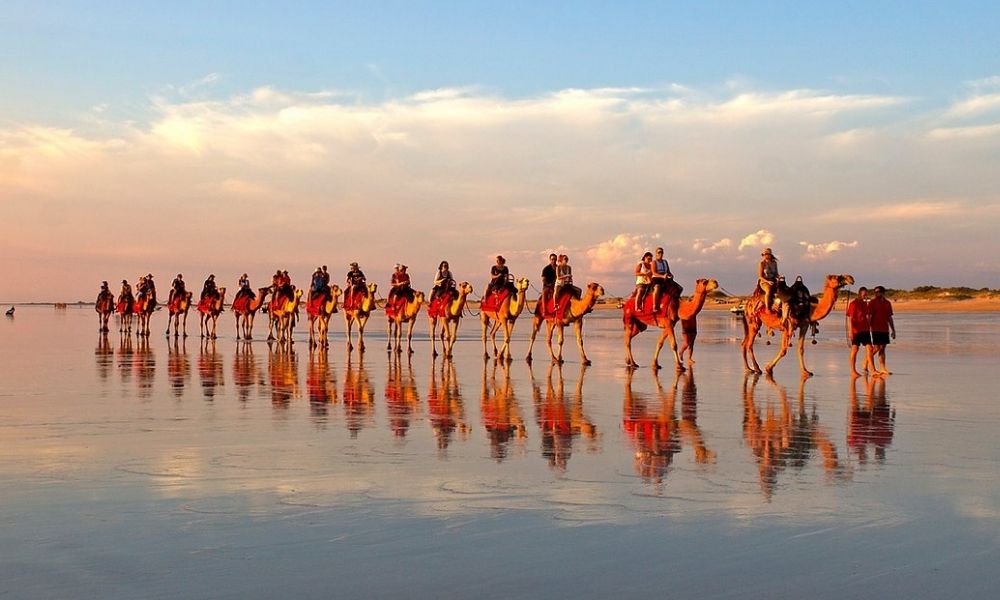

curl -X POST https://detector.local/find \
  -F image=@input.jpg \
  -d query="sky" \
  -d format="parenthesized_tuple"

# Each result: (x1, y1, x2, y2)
(2, 1, 1000, 302)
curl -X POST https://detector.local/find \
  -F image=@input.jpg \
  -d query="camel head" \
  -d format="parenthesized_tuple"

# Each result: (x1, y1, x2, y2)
(826, 274, 855, 289)
(515, 277, 530, 292)
(413, 290, 426, 305)
(696, 278, 719, 293)
(367, 282, 378, 295)
(458, 282, 473, 296)
(586, 282, 605, 298)
(330, 284, 342, 298)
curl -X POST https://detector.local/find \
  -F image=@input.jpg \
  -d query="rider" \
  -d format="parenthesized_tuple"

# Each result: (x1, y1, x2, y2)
(168, 274, 186, 305)
(310, 266, 329, 302)
(432, 261, 454, 302)
(388, 264, 413, 304)
(554, 254, 577, 308)
(758, 248, 780, 313)
(486, 255, 511, 298)
(540, 253, 557, 310)
(119, 279, 133, 303)
(136, 276, 149, 302)
(346, 262, 366, 304)
(235, 273, 255, 301)
(98, 280, 112, 301)
(200, 274, 218, 301)
(634, 252, 653, 309)
(279, 270, 294, 302)
(650, 247, 673, 311)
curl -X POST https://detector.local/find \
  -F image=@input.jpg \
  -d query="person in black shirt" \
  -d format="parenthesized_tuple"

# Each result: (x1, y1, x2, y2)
(540, 253, 557, 310)
(346, 262, 366, 304)
(487, 255, 511, 297)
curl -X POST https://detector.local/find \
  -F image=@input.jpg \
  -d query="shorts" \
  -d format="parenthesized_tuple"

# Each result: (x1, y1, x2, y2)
(871, 332, 891, 345)
(851, 333, 871, 346)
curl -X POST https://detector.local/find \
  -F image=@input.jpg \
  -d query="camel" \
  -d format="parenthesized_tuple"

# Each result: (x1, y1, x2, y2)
(385, 290, 425, 355)
(480, 277, 529, 362)
(672, 279, 720, 366)
(95, 289, 116, 332)
(623, 278, 693, 370)
(165, 291, 193, 338)
(197, 287, 226, 339)
(526, 282, 604, 365)
(343, 282, 377, 353)
(133, 291, 157, 338)
(116, 291, 134, 333)
(741, 274, 854, 377)
(307, 285, 342, 348)
(428, 282, 473, 359)
(232, 287, 270, 340)
(269, 288, 303, 344)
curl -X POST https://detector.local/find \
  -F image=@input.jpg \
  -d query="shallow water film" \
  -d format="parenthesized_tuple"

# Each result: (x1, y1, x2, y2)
(2, 306, 998, 599)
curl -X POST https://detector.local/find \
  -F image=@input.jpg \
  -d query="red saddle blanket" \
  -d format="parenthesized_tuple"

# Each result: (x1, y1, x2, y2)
(231, 294, 253, 314)
(534, 288, 576, 320)
(116, 299, 133, 315)
(306, 293, 332, 317)
(197, 294, 220, 314)
(342, 289, 370, 312)
(384, 295, 409, 319)
(480, 288, 512, 313)
(167, 295, 186, 314)
(427, 289, 456, 319)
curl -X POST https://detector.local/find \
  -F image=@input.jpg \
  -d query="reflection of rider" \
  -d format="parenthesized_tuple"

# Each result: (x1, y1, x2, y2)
(758, 248, 780, 312)
(432, 261, 454, 301)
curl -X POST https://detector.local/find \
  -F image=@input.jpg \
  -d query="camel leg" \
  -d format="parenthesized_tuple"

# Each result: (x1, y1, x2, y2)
(499, 320, 514, 362)
(481, 316, 491, 359)
(405, 319, 415, 355)
(551, 323, 565, 364)
(387, 319, 394, 351)
(358, 317, 367, 353)
(345, 318, 354, 352)
(489, 320, 503, 359)
(765, 329, 793, 376)
(573, 319, 591, 366)
(796, 327, 813, 377)
(429, 319, 438, 357)
(525, 316, 542, 362)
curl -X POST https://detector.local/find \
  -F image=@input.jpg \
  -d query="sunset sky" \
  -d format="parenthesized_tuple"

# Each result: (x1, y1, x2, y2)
(3, 1, 1000, 302)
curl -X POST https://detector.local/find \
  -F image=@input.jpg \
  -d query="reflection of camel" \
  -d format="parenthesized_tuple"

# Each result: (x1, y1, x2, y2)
(848, 376, 895, 466)
(95, 289, 115, 332)
(165, 291, 193, 338)
(233, 287, 270, 341)
(232, 340, 259, 402)
(530, 362, 596, 471)
(481, 360, 526, 462)
(526, 282, 604, 365)
(95, 332, 114, 380)
(742, 373, 845, 501)
(386, 290, 425, 355)
(742, 274, 854, 376)
(343, 282, 377, 354)
(268, 288, 303, 344)
(197, 288, 226, 340)
(385, 357, 420, 438)
(167, 337, 190, 397)
(480, 277, 529, 362)
(624, 278, 715, 371)
(429, 282, 473, 359)
(306, 346, 337, 422)
(307, 285, 342, 349)
(428, 358, 468, 454)
(267, 343, 299, 409)
(198, 339, 224, 400)
(677, 279, 720, 366)
(116, 290, 134, 333)
(132, 335, 155, 398)
(342, 358, 375, 438)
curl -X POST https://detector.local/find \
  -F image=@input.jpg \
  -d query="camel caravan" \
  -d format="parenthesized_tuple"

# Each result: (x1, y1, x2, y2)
(95, 247, 853, 377)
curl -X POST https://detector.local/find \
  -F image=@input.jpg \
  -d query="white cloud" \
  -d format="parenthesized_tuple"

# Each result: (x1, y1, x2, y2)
(586, 234, 654, 274)
(927, 122, 1000, 140)
(692, 238, 732, 254)
(819, 201, 965, 223)
(799, 240, 860, 260)
(738, 230, 775, 251)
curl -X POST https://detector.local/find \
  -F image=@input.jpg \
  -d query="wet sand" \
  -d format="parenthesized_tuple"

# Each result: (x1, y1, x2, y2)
(1, 306, 998, 598)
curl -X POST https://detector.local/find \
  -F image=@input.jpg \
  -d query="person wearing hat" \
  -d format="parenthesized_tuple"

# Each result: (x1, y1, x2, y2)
(145, 273, 156, 301)
(234, 273, 255, 302)
(169, 274, 186, 306)
(118, 279, 134, 311)
(388, 263, 413, 305)
(310, 266, 327, 298)
(135, 275, 149, 303)
(345, 262, 366, 305)
(758, 248, 781, 313)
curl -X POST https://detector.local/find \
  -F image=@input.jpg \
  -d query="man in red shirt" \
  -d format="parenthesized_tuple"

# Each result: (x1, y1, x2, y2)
(869, 286, 896, 376)
(845, 287, 874, 377)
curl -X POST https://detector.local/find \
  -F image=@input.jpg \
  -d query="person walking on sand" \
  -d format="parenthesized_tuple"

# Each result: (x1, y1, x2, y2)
(869, 286, 896, 376)
(846, 287, 874, 377)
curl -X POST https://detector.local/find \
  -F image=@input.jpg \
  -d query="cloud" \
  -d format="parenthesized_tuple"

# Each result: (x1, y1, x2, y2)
(799, 240, 860, 260)
(818, 201, 965, 223)
(738, 230, 775, 252)
(585, 234, 655, 274)
(692, 238, 732, 254)
(942, 92, 1000, 119)
(927, 123, 1000, 140)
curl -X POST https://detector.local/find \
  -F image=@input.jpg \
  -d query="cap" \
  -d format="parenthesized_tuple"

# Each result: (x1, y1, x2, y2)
(350, 262, 359, 267)
(762, 248, 773, 256)
(394, 263, 401, 269)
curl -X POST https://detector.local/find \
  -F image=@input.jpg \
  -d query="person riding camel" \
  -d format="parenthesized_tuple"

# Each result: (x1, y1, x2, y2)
(345, 262, 366, 305)
(486, 255, 512, 298)
(432, 261, 455, 302)
(200, 274, 218, 301)
(278, 270, 294, 302)
(310, 266, 330, 303)
(650, 247, 673, 311)
(634, 252, 653, 309)
(540, 253, 558, 311)
(235, 273, 255, 302)
(554, 254, 580, 309)
(98, 280, 113, 302)
(168, 274, 186, 305)
(758, 248, 781, 314)
(119, 279, 133, 303)
(388, 264, 413, 305)
(136, 276, 149, 302)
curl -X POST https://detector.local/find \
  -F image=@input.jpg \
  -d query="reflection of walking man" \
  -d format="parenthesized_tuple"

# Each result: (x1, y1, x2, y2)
(846, 287, 874, 377)
(869, 286, 896, 376)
